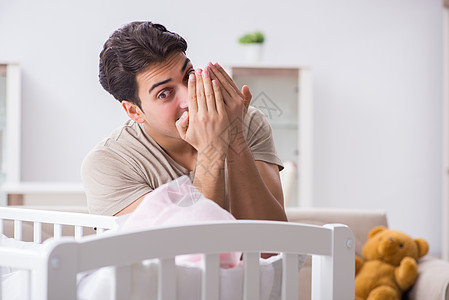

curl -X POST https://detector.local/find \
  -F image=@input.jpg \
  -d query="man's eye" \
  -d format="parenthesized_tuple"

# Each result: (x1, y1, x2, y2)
(184, 69, 195, 81)
(158, 90, 170, 99)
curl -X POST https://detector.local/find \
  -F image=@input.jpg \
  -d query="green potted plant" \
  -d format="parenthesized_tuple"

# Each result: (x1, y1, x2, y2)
(238, 31, 265, 62)
(238, 32, 265, 44)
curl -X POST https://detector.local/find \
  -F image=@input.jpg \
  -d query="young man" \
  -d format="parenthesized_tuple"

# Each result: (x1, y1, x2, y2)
(82, 21, 287, 222)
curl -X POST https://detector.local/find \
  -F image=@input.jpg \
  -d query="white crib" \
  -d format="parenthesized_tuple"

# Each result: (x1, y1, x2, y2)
(0, 207, 355, 300)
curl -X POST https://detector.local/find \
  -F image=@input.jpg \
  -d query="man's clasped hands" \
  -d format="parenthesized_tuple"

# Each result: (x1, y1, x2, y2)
(175, 63, 252, 156)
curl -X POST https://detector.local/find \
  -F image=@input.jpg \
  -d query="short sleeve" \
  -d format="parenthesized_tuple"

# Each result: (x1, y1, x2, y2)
(244, 107, 284, 170)
(81, 147, 153, 215)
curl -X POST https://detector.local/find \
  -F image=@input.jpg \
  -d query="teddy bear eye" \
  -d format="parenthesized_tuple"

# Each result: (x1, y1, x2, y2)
(399, 243, 404, 248)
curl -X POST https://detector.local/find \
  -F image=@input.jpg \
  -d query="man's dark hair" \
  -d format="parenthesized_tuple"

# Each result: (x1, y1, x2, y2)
(99, 21, 188, 108)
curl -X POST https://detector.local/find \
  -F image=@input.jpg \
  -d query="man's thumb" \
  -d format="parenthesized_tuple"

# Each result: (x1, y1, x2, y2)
(242, 85, 252, 109)
(175, 111, 189, 139)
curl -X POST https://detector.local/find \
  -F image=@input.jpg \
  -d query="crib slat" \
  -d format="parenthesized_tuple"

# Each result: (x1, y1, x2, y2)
(14, 219, 22, 240)
(54, 224, 62, 239)
(113, 265, 131, 300)
(158, 258, 176, 300)
(33, 222, 42, 243)
(243, 252, 260, 300)
(25, 270, 31, 300)
(281, 253, 298, 300)
(75, 225, 83, 239)
(46, 240, 78, 300)
(0, 219, 4, 236)
(202, 253, 220, 300)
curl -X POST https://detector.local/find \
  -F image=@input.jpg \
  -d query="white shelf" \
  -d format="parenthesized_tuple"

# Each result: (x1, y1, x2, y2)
(1, 182, 84, 194)
(0, 182, 86, 207)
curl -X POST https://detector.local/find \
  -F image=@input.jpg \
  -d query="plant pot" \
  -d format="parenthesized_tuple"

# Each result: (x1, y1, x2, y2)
(242, 44, 264, 63)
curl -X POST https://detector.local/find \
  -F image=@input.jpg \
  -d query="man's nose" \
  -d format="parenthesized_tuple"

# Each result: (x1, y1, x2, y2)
(179, 86, 188, 109)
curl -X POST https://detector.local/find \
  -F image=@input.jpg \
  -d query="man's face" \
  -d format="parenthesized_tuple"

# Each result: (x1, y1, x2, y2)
(134, 52, 194, 142)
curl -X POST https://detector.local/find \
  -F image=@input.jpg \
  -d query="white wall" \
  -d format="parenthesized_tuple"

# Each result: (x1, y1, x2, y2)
(0, 0, 444, 255)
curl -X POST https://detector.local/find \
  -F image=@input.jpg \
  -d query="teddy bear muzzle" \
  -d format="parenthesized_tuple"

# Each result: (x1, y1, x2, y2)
(379, 237, 400, 256)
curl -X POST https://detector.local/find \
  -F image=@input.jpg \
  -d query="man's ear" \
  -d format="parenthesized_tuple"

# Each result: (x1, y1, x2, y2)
(122, 100, 145, 123)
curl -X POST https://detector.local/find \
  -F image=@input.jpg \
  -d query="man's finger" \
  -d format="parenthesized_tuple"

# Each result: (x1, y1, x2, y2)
(195, 69, 207, 112)
(202, 66, 217, 113)
(187, 73, 197, 114)
(214, 63, 243, 97)
(209, 69, 231, 104)
(213, 79, 226, 116)
(208, 63, 240, 98)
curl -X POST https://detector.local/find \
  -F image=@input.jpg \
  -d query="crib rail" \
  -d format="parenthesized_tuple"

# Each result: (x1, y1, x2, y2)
(44, 220, 354, 300)
(0, 207, 117, 241)
(0, 207, 117, 300)
(0, 209, 355, 300)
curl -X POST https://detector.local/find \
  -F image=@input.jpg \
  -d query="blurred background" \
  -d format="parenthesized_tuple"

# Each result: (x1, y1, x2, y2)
(0, 0, 445, 256)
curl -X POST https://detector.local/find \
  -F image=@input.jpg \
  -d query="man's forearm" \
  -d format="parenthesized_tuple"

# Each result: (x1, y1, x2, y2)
(226, 139, 287, 221)
(193, 148, 227, 209)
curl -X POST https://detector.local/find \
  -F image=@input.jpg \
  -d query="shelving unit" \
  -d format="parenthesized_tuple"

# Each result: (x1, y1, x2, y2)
(0, 65, 6, 185)
(0, 64, 88, 207)
(227, 65, 313, 207)
(0, 63, 21, 206)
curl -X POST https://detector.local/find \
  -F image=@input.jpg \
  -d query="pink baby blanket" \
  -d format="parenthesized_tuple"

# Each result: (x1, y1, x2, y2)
(119, 175, 240, 268)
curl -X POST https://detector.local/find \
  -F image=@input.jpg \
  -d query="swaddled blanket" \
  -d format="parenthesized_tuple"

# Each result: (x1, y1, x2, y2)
(118, 175, 240, 268)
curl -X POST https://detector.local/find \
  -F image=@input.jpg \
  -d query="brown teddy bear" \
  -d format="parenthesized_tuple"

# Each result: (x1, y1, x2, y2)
(355, 226, 429, 300)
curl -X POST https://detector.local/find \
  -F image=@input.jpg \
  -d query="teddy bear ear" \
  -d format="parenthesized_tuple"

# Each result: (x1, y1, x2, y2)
(368, 226, 387, 239)
(415, 238, 429, 257)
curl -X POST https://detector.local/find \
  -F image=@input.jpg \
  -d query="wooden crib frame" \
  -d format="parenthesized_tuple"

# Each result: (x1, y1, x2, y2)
(0, 207, 355, 300)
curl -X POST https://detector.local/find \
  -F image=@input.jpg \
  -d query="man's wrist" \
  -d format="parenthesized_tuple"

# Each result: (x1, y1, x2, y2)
(228, 130, 248, 155)
(195, 144, 227, 172)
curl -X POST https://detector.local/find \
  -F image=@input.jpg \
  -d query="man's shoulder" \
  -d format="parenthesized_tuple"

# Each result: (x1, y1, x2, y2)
(105, 119, 142, 143)
(244, 106, 271, 134)
(93, 120, 149, 151)
(245, 105, 269, 123)
(246, 105, 260, 118)
(84, 120, 159, 165)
